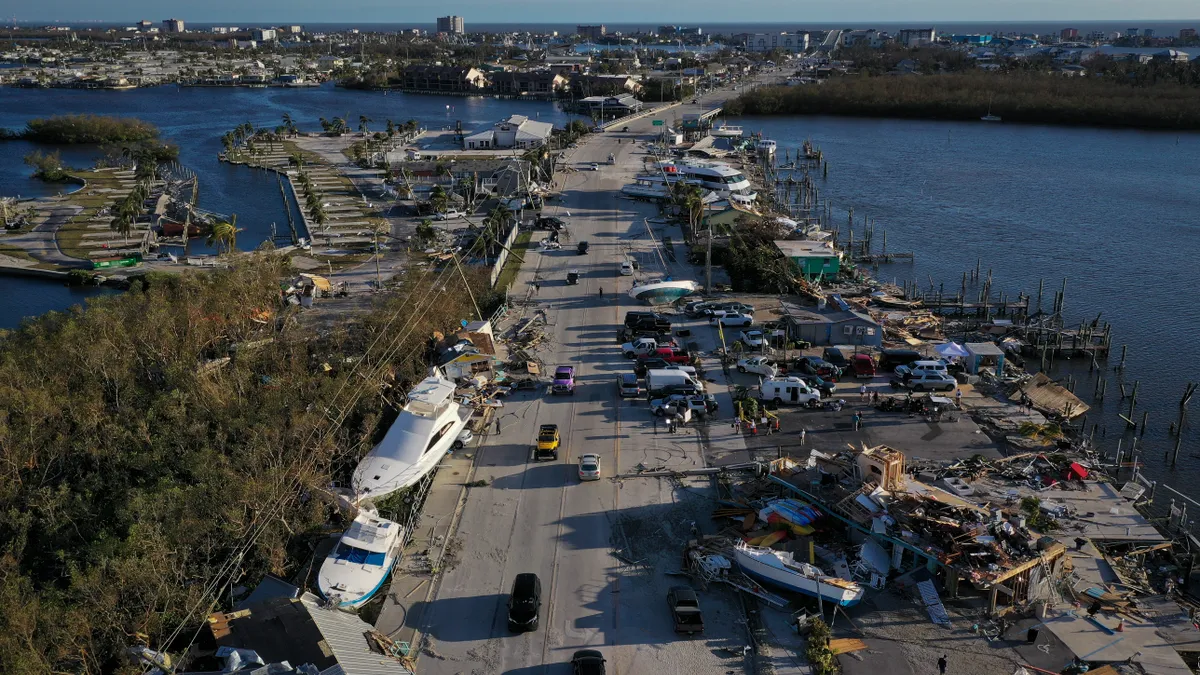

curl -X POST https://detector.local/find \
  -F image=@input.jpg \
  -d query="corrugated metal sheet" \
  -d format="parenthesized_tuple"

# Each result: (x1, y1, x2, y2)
(1013, 372, 1090, 419)
(300, 594, 411, 675)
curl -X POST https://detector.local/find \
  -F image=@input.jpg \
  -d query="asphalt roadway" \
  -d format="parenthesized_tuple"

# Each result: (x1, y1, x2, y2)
(404, 95, 758, 675)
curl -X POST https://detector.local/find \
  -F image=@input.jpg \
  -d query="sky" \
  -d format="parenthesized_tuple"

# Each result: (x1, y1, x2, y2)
(9, 0, 1200, 25)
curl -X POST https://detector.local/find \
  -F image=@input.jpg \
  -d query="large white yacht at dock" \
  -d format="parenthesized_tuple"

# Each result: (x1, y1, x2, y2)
(352, 370, 472, 501)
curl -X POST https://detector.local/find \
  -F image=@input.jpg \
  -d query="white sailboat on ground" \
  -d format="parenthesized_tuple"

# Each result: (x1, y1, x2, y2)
(352, 369, 472, 501)
(628, 218, 700, 304)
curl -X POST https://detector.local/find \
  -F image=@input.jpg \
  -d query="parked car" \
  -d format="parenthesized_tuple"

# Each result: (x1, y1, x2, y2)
(571, 650, 607, 675)
(537, 216, 566, 231)
(434, 209, 465, 220)
(736, 356, 778, 377)
(452, 427, 473, 450)
(650, 394, 718, 417)
(851, 353, 877, 379)
(712, 312, 753, 327)
(636, 359, 697, 378)
(667, 586, 704, 635)
(822, 347, 851, 371)
(536, 424, 560, 460)
(797, 374, 837, 397)
(567, 269, 580, 285)
(508, 573, 542, 632)
(739, 330, 766, 348)
(892, 369, 955, 391)
(703, 302, 755, 317)
(878, 348, 924, 373)
(577, 241, 589, 255)
(620, 260, 634, 276)
(683, 300, 713, 317)
(588, 163, 600, 171)
(797, 356, 840, 380)
(578, 453, 601, 481)
(618, 373, 643, 398)
(895, 360, 950, 379)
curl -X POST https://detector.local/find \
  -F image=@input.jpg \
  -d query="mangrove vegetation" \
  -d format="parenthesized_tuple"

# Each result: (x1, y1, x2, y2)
(0, 256, 497, 674)
(727, 66, 1200, 130)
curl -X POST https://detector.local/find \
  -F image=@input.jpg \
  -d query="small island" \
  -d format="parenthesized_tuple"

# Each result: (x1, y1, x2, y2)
(19, 114, 161, 144)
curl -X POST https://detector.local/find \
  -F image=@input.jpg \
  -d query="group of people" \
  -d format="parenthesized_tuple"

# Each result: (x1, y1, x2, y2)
(731, 416, 782, 435)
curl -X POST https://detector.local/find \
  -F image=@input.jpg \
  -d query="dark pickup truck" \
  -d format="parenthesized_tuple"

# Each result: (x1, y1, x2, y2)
(667, 586, 704, 635)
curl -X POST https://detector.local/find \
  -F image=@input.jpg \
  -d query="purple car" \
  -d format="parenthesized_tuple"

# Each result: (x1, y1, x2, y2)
(552, 366, 576, 395)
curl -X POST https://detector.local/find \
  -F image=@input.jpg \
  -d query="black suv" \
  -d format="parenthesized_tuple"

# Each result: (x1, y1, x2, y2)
(508, 573, 542, 632)
(572, 650, 607, 675)
(625, 311, 670, 327)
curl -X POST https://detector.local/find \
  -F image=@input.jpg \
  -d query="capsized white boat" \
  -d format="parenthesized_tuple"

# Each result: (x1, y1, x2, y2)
(317, 506, 405, 607)
(734, 541, 865, 606)
(629, 278, 699, 304)
(352, 370, 471, 500)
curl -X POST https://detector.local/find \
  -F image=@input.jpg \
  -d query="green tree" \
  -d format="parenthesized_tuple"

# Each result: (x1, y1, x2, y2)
(207, 214, 239, 254)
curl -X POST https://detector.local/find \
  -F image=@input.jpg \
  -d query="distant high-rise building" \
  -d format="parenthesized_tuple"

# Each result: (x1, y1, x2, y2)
(1125, 27, 1139, 37)
(897, 28, 936, 47)
(162, 18, 184, 33)
(577, 25, 606, 40)
(1060, 28, 1078, 40)
(436, 16, 464, 34)
(137, 20, 153, 32)
(287, 25, 303, 34)
(253, 28, 277, 42)
(1181, 28, 1198, 40)
(1143, 29, 1155, 38)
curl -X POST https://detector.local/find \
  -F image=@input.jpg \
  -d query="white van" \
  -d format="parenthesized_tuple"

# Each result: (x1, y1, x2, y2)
(758, 377, 821, 406)
(620, 260, 634, 276)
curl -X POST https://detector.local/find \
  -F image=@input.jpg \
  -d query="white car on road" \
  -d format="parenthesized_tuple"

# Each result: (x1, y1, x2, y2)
(434, 209, 465, 220)
(578, 453, 601, 481)
(712, 312, 753, 327)
(588, 163, 600, 171)
(739, 330, 765, 348)
(736, 356, 778, 377)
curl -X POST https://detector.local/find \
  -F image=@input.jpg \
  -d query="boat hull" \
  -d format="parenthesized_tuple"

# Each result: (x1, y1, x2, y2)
(629, 280, 699, 304)
(318, 554, 398, 607)
(734, 547, 864, 607)
(352, 408, 470, 499)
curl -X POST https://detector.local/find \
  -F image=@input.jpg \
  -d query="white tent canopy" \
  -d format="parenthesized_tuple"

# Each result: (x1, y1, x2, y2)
(935, 342, 971, 359)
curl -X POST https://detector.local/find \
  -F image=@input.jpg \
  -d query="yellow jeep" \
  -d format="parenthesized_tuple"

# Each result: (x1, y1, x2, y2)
(536, 424, 560, 460)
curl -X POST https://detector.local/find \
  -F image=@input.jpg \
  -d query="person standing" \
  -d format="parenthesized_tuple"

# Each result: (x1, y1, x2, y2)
(799, 428, 806, 446)
(955, 389, 963, 409)
(852, 411, 862, 431)
(859, 383, 867, 401)
(938, 655, 947, 675)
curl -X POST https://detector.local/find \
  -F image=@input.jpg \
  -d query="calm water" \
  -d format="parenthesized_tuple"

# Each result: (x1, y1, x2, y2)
(0, 276, 117, 330)
(746, 115, 1200, 492)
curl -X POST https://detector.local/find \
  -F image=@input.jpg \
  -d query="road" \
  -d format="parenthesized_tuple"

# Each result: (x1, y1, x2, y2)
(4, 204, 88, 267)
(406, 92, 756, 675)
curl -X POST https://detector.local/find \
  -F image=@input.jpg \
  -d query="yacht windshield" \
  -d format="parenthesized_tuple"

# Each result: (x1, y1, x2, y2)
(425, 422, 455, 454)
(333, 543, 387, 566)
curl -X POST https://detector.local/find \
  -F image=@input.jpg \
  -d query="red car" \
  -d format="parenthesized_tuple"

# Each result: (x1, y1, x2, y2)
(851, 354, 877, 378)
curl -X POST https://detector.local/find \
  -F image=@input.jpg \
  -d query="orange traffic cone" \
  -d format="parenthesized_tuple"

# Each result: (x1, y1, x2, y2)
(1116, 619, 1124, 632)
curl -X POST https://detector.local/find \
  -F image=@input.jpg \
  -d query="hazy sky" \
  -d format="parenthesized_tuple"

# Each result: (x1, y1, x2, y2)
(13, 0, 1200, 24)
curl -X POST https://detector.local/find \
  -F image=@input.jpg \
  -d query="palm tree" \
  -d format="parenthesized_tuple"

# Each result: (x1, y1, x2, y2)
(428, 185, 450, 215)
(282, 113, 295, 135)
(207, 214, 239, 254)
(358, 115, 372, 135)
(318, 117, 330, 133)
(386, 119, 396, 136)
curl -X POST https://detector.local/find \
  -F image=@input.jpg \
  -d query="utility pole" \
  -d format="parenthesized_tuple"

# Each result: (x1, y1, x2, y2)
(705, 226, 713, 293)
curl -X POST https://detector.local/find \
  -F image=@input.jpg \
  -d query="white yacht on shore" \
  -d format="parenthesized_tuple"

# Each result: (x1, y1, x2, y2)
(734, 541, 865, 607)
(317, 506, 405, 607)
(352, 370, 471, 500)
(655, 160, 757, 204)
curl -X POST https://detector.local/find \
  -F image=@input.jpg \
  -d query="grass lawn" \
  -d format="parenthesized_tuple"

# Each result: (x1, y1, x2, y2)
(494, 231, 532, 291)
(55, 170, 137, 261)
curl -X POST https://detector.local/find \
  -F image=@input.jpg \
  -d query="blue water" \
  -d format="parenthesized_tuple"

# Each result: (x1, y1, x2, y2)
(0, 83, 577, 251)
(0, 276, 117, 330)
(749, 114, 1200, 491)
